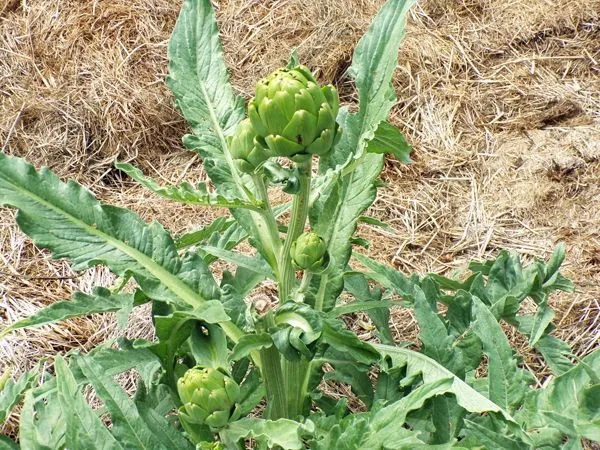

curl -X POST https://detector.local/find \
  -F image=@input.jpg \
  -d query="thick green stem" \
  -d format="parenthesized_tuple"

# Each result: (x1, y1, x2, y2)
(283, 358, 310, 418)
(279, 158, 312, 302)
(260, 312, 287, 419)
(275, 158, 313, 418)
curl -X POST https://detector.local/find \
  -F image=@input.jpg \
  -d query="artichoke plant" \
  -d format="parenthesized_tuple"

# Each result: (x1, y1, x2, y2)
(290, 231, 329, 272)
(248, 65, 341, 158)
(228, 118, 269, 173)
(177, 366, 240, 430)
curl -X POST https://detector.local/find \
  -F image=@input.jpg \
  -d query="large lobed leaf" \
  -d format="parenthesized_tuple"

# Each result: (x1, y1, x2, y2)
(168, 0, 282, 271)
(310, 0, 416, 312)
(373, 343, 514, 422)
(54, 357, 123, 450)
(471, 297, 536, 413)
(517, 349, 600, 444)
(167, 0, 244, 152)
(0, 153, 246, 344)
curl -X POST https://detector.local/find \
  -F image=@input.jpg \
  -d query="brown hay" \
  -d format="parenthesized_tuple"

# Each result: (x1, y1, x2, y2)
(1, 0, 599, 440)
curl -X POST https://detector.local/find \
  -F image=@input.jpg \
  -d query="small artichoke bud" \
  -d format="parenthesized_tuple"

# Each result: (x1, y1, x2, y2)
(229, 119, 269, 173)
(248, 65, 342, 159)
(177, 366, 240, 429)
(290, 231, 329, 272)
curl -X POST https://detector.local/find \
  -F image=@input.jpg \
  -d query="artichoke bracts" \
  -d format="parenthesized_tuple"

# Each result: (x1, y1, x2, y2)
(228, 119, 269, 173)
(177, 366, 240, 430)
(248, 65, 341, 158)
(290, 232, 329, 273)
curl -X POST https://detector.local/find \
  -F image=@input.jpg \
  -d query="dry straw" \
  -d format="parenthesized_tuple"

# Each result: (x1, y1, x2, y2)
(1, 0, 599, 442)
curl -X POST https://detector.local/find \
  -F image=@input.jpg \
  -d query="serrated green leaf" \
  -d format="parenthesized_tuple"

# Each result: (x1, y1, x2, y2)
(310, 381, 455, 450)
(32, 345, 162, 409)
(199, 245, 274, 278)
(518, 349, 600, 442)
(413, 285, 458, 372)
(116, 162, 262, 211)
(0, 153, 246, 345)
(352, 253, 416, 297)
(528, 303, 555, 346)
(344, 0, 417, 161)
(464, 418, 529, 450)
(54, 356, 123, 450)
(471, 297, 535, 412)
(535, 334, 575, 376)
(321, 319, 380, 366)
(310, 0, 416, 313)
(75, 356, 161, 450)
(175, 216, 236, 249)
(133, 384, 194, 450)
(19, 391, 43, 450)
(168, 0, 283, 271)
(220, 418, 314, 450)
(1, 288, 140, 338)
(373, 343, 514, 421)
(365, 121, 412, 163)
(19, 390, 64, 450)
(167, 0, 243, 153)
(363, 379, 453, 447)
(343, 272, 394, 344)
(0, 364, 40, 423)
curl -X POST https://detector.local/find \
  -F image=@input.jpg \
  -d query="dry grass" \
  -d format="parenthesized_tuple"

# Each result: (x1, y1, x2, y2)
(1, 0, 599, 442)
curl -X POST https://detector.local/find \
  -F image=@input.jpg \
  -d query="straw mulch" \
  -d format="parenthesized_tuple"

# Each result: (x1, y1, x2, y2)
(1, 0, 599, 441)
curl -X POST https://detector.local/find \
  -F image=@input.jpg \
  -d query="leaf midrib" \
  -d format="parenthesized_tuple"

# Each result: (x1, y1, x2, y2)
(3, 173, 205, 310)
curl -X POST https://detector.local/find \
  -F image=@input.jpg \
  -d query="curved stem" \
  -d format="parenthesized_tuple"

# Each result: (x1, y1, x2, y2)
(251, 174, 283, 277)
(279, 158, 312, 302)
(295, 271, 313, 302)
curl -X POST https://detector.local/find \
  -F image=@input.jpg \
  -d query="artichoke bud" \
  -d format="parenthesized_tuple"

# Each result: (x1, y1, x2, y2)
(177, 366, 240, 429)
(229, 119, 269, 173)
(248, 65, 342, 159)
(290, 231, 330, 273)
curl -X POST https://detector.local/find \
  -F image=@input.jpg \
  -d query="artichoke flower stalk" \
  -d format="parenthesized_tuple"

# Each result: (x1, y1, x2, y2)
(247, 65, 341, 419)
(246, 64, 341, 302)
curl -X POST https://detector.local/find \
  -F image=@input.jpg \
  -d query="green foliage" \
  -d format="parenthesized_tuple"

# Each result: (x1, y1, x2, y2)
(365, 120, 412, 163)
(115, 162, 264, 211)
(0, 0, 597, 448)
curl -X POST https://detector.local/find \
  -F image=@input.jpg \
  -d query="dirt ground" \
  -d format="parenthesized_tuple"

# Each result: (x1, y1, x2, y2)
(1, 0, 599, 439)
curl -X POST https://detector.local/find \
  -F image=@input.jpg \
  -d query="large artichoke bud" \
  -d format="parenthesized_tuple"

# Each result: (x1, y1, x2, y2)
(248, 65, 341, 158)
(290, 231, 329, 272)
(177, 366, 240, 429)
(228, 119, 268, 173)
